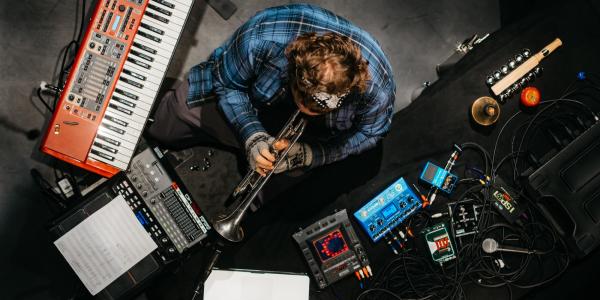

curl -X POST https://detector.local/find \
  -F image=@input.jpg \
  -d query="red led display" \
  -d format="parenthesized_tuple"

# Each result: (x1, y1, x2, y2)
(312, 229, 349, 262)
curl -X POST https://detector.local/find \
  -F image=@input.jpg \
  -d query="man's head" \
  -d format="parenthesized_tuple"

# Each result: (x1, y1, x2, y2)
(286, 32, 370, 115)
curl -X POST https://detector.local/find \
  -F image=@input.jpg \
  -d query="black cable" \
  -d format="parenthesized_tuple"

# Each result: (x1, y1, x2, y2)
(36, 87, 54, 112)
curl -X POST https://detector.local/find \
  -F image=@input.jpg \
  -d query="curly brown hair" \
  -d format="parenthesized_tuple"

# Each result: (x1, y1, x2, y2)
(286, 32, 370, 113)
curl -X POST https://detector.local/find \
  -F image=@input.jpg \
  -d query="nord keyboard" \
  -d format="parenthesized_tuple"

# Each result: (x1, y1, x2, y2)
(41, 0, 194, 177)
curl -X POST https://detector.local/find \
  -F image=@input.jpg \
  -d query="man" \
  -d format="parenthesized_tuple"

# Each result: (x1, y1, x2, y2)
(148, 4, 395, 183)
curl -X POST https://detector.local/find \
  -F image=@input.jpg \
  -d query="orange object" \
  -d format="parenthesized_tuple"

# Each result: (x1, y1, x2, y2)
(520, 86, 541, 107)
(41, 0, 191, 177)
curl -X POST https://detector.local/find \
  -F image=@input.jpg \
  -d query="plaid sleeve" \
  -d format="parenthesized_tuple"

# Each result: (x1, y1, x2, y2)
(212, 27, 267, 143)
(309, 84, 395, 167)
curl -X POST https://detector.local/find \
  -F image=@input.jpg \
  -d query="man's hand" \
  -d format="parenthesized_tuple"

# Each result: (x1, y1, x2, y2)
(272, 139, 312, 174)
(245, 133, 312, 176)
(245, 132, 276, 176)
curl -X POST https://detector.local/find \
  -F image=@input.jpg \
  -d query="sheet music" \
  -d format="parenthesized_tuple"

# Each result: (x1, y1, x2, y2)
(204, 269, 310, 300)
(54, 195, 157, 295)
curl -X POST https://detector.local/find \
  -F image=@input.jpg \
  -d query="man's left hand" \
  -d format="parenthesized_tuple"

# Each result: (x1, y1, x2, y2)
(272, 139, 313, 173)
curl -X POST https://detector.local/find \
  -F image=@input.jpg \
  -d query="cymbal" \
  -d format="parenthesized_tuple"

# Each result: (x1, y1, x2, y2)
(471, 96, 500, 126)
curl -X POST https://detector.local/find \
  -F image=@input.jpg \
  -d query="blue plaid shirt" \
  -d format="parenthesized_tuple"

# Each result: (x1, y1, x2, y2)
(187, 4, 395, 167)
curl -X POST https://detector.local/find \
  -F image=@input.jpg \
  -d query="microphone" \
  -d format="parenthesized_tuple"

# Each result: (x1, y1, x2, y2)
(482, 238, 536, 254)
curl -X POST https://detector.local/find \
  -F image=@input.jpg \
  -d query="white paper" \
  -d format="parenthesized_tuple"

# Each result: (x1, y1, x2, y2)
(204, 269, 310, 300)
(54, 195, 157, 295)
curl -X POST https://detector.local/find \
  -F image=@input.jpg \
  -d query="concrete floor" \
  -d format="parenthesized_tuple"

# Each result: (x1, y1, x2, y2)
(0, 0, 499, 298)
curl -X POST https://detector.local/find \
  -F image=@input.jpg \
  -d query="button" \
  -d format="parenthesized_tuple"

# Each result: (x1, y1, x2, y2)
(118, 4, 126, 11)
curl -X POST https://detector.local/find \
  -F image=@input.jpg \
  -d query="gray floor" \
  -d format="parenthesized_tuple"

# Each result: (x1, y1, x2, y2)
(0, 0, 499, 298)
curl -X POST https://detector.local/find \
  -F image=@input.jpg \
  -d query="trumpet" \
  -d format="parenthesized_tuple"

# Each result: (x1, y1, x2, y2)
(213, 110, 307, 242)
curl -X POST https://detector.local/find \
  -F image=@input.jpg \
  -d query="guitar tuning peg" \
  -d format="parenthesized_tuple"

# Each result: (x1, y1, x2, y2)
(533, 66, 543, 77)
(508, 60, 517, 69)
(500, 65, 509, 75)
(522, 48, 531, 58)
(486, 75, 495, 86)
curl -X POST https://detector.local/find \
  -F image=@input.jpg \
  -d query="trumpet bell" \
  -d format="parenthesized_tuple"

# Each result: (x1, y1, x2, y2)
(213, 213, 244, 242)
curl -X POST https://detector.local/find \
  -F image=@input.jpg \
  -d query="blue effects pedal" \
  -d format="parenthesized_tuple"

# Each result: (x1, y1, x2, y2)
(419, 162, 459, 194)
(354, 177, 421, 242)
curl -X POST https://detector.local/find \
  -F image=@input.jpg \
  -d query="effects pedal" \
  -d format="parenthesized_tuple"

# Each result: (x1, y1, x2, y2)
(423, 223, 456, 265)
(354, 177, 421, 242)
(420, 162, 459, 194)
(293, 209, 370, 289)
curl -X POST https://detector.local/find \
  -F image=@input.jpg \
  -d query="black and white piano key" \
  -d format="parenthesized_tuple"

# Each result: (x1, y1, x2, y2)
(119, 73, 158, 93)
(103, 110, 144, 131)
(147, 1, 188, 22)
(99, 121, 141, 146)
(150, 1, 190, 22)
(108, 95, 149, 117)
(127, 57, 152, 69)
(132, 42, 157, 55)
(92, 143, 132, 162)
(119, 76, 144, 89)
(114, 87, 139, 100)
(139, 22, 164, 35)
(123, 61, 162, 85)
(101, 122, 126, 135)
(93, 141, 118, 154)
(96, 133, 122, 147)
(136, 29, 163, 43)
(131, 32, 175, 58)
(129, 49, 154, 62)
(140, 17, 183, 40)
(113, 81, 157, 107)
(108, 102, 134, 115)
(112, 94, 137, 108)
(144, 10, 169, 24)
(97, 126, 138, 151)
(89, 147, 129, 170)
(122, 68, 146, 81)
(147, 3, 172, 16)
(103, 113, 129, 127)
(151, 0, 175, 9)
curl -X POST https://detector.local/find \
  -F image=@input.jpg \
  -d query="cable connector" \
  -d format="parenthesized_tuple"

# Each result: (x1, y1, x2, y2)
(40, 81, 62, 95)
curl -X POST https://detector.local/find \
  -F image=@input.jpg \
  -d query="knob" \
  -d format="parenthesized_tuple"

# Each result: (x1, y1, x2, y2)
(142, 191, 148, 197)
(168, 247, 175, 253)
(369, 224, 376, 232)
(377, 219, 384, 226)
(161, 237, 168, 243)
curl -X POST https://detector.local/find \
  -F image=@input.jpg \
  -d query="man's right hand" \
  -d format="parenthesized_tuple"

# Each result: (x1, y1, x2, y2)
(245, 132, 276, 176)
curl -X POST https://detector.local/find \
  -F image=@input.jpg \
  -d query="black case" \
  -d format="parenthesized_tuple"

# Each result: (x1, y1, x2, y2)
(527, 123, 600, 258)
